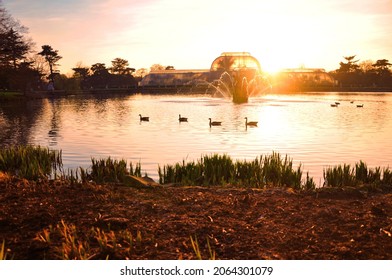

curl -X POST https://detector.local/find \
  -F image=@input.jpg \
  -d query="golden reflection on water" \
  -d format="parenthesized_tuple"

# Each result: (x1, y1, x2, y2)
(1, 92, 392, 183)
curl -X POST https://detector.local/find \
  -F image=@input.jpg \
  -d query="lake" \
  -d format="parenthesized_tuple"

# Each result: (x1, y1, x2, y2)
(1, 92, 391, 185)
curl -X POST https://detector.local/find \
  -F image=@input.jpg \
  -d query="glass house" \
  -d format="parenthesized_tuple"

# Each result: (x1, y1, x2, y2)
(275, 68, 336, 86)
(139, 52, 262, 87)
(209, 52, 261, 72)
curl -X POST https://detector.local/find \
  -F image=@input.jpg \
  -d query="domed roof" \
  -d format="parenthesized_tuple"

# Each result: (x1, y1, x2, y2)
(210, 52, 261, 72)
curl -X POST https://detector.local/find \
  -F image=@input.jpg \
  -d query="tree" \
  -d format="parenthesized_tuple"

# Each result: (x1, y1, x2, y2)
(332, 55, 361, 87)
(359, 60, 375, 73)
(110, 58, 135, 75)
(72, 64, 90, 90)
(134, 68, 148, 78)
(337, 55, 360, 73)
(0, 28, 30, 68)
(1, 2, 31, 68)
(373, 59, 392, 74)
(0, 2, 38, 91)
(372, 59, 392, 87)
(91, 63, 109, 76)
(150, 64, 165, 71)
(38, 45, 62, 84)
(89, 63, 110, 88)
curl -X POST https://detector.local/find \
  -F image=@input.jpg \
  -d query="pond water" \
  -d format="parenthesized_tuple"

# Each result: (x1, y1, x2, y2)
(1, 92, 391, 184)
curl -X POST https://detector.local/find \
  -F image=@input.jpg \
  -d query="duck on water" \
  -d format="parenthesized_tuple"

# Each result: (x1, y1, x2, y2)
(209, 118, 222, 127)
(245, 117, 258, 127)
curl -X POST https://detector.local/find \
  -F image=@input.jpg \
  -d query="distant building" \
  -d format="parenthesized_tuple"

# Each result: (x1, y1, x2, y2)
(272, 68, 336, 90)
(139, 69, 211, 86)
(139, 52, 261, 87)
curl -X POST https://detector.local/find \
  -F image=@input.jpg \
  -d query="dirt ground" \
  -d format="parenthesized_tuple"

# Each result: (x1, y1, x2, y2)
(1, 172, 392, 260)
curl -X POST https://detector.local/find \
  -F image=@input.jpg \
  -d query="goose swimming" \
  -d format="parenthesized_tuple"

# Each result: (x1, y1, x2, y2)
(139, 114, 149, 121)
(179, 114, 188, 122)
(209, 118, 222, 127)
(245, 117, 258, 127)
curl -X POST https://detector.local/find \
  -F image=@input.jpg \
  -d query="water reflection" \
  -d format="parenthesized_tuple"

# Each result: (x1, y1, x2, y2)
(1, 92, 392, 183)
(0, 99, 45, 146)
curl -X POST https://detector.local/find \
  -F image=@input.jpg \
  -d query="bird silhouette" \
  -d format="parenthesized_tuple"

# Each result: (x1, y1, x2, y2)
(179, 114, 188, 122)
(357, 104, 364, 108)
(209, 118, 222, 127)
(139, 114, 149, 121)
(245, 117, 258, 127)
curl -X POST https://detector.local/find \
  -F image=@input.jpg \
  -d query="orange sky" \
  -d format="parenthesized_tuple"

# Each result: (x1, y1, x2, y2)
(5, 0, 392, 75)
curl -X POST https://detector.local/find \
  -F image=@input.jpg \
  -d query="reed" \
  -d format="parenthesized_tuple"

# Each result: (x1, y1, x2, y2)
(0, 239, 11, 260)
(0, 145, 62, 180)
(324, 162, 391, 188)
(302, 172, 316, 191)
(34, 220, 151, 259)
(89, 157, 142, 183)
(190, 235, 216, 260)
(261, 152, 302, 188)
(383, 168, 392, 186)
(158, 152, 306, 189)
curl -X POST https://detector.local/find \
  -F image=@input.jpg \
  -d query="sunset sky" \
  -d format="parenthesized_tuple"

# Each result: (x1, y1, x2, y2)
(4, 0, 392, 75)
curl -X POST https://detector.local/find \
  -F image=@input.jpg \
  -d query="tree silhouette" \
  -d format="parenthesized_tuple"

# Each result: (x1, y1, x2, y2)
(338, 55, 360, 73)
(91, 63, 108, 76)
(0, 28, 30, 69)
(372, 59, 392, 86)
(110, 58, 135, 75)
(0, 3, 37, 90)
(72, 66, 90, 89)
(373, 59, 392, 73)
(38, 45, 62, 85)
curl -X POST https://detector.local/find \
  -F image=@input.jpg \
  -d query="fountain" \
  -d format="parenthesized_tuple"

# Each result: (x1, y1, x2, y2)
(203, 52, 271, 103)
(205, 70, 270, 103)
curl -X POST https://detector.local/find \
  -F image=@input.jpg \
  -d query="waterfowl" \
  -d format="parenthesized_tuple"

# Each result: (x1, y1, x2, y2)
(357, 104, 364, 108)
(350, 101, 354, 104)
(139, 114, 149, 121)
(335, 102, 340, 105)
(330, 104, 338, 107)
(178, 114, 188, 122)
(209, 118, 222, 127)
(245, 117, 258, 127)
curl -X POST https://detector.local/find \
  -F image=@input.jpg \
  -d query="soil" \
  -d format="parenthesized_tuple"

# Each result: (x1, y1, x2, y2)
(1, 172, 392, 260)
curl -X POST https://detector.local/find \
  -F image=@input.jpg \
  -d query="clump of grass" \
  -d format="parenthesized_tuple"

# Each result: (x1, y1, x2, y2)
(158, 152, 307, 190)
(65, 158, 144, 184)
(324, 161, 392, 189)
(1, 239, 10, 260)
(190, 235, 216, 260)
(90, 157, 128, 183)
(302, 172, 316, 191)
(0, 145, 62, 180)
(261, 152, 302, 189)
(34, 220, 150, 259)
(383, 168, 392, 185)
(90, 158, 143, 183)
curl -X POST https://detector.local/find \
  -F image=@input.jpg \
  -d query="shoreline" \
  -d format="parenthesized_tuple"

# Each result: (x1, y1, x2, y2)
(1, 172, 392, 260)
(0, 146, 391, 260)
(2, 86, 392, 101)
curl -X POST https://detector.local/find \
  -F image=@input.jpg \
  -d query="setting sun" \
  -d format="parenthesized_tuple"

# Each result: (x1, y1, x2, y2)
(5, 0, 391, 74)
